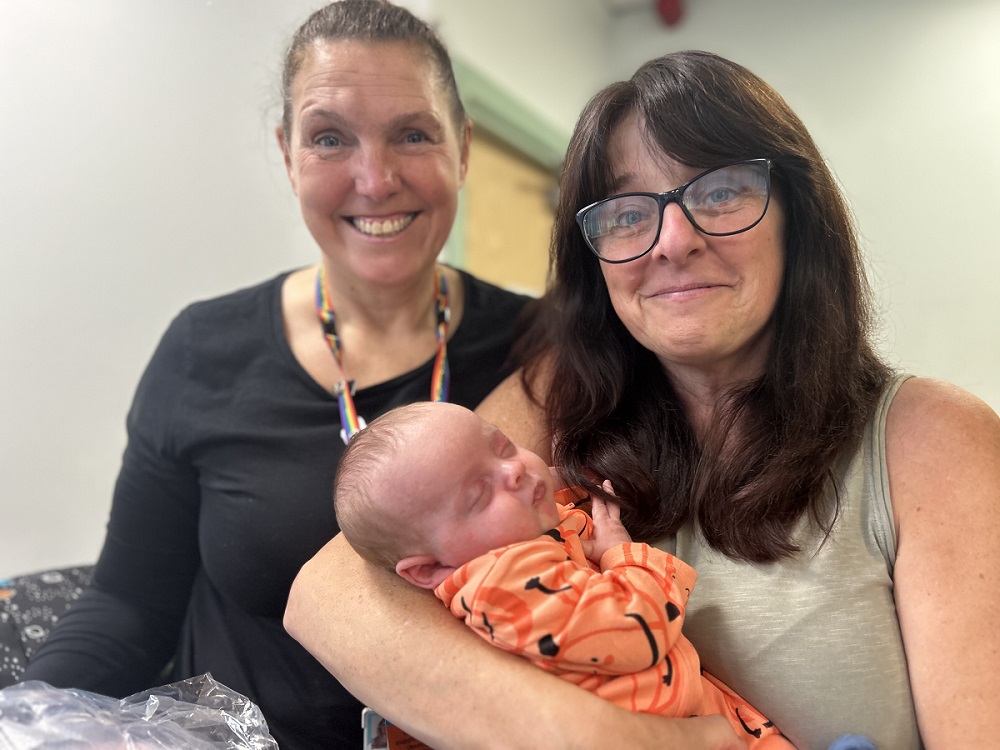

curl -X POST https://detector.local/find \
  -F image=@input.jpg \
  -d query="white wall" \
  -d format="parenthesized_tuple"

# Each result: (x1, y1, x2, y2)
(431, 0, 612, 135)
(3, 0, 997, 575)
(609, 0, 1000, 412)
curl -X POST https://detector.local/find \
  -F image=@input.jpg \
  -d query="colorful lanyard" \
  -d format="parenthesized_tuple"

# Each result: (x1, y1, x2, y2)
(314, 266, 450, 444)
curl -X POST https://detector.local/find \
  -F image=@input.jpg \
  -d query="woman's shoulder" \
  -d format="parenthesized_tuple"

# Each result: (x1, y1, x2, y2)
(176, 271, 291, 323)
(149, 271, 292, 374)
(450, 268, 538, 355)
(887, 376, 999, 444)
(885, 376, 1000, 525)
(159, 271, 291, 352)
(458, 268, 536, 315)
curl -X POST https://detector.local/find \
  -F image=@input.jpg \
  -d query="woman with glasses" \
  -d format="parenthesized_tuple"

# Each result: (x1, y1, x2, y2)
(286, 51, 999, 749)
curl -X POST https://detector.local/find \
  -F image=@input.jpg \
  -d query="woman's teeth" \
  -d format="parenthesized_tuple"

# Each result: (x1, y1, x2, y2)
(352, 214, 415, 237)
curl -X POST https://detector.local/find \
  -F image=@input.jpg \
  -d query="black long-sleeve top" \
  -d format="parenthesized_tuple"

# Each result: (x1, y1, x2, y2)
(24, 269, 533, 750)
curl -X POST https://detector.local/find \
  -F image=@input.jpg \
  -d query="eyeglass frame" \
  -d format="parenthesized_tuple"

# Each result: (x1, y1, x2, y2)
(574, 158, 773, 264)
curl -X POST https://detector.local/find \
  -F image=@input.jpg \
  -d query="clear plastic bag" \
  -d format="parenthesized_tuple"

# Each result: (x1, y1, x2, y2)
(0, 673, 278, 749)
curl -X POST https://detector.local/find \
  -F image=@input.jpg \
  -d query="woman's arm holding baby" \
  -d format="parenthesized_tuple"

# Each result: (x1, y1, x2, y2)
(284, 534, 743, 749)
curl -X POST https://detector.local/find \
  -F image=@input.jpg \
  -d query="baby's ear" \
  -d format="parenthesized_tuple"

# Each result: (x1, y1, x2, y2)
(395, 555, 456, 590)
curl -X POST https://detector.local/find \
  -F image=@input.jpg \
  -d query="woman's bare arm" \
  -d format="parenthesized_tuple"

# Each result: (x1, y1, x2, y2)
(284, 535, 744, 749)
(887, 377, 1000, 748)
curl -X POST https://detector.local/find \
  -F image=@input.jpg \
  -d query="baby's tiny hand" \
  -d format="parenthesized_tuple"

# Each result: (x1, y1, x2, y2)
(582, 480, 633, 565)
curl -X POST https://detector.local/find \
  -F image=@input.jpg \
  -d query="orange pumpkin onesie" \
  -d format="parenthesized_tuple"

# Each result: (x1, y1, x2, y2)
(434, 489, 793, 749)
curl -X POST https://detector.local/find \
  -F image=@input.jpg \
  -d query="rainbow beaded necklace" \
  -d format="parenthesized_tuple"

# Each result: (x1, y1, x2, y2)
(314, 266, 450, 444)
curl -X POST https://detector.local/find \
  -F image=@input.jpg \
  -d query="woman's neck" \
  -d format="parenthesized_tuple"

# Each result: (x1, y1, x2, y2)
(661, 349, 770, 442)
(319, 259, 441, 338)
(281, 261, 460, 394)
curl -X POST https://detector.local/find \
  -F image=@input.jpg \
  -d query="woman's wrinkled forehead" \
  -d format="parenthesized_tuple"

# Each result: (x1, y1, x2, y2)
(605, 112, 688, 193)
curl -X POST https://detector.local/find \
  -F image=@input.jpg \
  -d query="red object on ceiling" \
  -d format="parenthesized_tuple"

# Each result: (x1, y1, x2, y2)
(657, 0, 683, 26)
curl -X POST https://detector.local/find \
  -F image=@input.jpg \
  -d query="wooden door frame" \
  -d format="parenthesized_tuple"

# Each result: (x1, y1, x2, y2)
(443, 58, 570, 267)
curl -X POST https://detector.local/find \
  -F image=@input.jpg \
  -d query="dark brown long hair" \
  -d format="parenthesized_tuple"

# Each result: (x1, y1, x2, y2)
(520, 51, 891, 561)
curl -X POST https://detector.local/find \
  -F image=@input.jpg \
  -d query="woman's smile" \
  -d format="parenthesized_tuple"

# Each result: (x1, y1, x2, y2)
(349, 212, 417, 237)
(646, 281, 729, 301)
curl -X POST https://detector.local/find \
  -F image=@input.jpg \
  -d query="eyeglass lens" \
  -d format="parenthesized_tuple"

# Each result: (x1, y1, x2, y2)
(582, 161, 769, 262)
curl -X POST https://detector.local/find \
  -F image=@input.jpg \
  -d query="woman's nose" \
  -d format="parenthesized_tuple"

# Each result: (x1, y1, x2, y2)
(352, 146, 399, 201)
(649, 202, 705, 264)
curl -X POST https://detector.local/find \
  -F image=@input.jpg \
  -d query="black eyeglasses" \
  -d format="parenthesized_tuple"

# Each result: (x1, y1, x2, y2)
(575, 158, 772, 264)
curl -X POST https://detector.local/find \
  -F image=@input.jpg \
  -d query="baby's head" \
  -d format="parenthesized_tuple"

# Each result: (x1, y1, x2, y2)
(334, 402, 559, 590)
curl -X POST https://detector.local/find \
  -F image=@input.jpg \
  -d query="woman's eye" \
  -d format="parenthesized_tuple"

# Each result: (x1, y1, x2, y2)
(615, 209, 644, 227)
(706, 187, 736, 205)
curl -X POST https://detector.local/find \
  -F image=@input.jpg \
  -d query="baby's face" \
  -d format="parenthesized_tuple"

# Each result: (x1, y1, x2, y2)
(401, 404, 559, 567)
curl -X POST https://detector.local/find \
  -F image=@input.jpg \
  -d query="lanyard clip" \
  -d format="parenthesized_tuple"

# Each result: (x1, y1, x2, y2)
(332, 379, 357, 397)
(320, 318, 338, 339)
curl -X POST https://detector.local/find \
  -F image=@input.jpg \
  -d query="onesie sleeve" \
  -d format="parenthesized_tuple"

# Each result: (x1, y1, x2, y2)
(436, 531, 697, 676)
(24, 309, 203, 696)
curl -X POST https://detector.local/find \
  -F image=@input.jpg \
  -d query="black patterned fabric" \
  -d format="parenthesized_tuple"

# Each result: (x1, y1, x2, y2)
(0, 567, 93, 687)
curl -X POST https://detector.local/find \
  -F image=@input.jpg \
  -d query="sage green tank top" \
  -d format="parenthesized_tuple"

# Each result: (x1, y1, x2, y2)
(660, 373, 921, 749)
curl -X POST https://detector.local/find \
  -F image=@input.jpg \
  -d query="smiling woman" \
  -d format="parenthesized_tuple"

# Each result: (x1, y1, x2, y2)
(597, 117, 785, 394)
(276, 39, 470, 298)
(20, 2, 534, 749)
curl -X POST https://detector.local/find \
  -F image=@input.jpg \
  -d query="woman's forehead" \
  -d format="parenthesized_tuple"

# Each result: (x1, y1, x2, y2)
(607, 115, 688, 191)
(293, 39, 439, 101)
